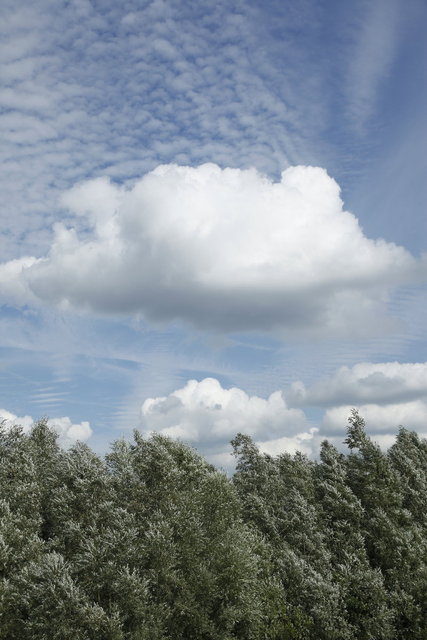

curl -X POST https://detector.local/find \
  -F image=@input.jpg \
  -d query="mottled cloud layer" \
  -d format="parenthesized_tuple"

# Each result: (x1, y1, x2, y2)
(0, 0, 415, 265)
(0, 0, 316, 261)
(0, 163, 421, 337)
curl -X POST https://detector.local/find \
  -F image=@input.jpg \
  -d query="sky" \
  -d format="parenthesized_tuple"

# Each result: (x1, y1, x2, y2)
(1, 0, 427, 467)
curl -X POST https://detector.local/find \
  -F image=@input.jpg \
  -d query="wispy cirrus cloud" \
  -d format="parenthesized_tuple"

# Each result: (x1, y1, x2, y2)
(344, 0, 401, 130)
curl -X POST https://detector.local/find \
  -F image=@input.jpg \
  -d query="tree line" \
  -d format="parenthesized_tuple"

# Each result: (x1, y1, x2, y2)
(0, 410, 426, 639)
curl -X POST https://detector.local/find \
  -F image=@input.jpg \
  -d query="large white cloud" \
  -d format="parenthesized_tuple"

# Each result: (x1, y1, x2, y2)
(286, 361, 427, 407)
(140, 377, 314, 461)
(0, 409, 92, 447)
(0, 163, 421, 336)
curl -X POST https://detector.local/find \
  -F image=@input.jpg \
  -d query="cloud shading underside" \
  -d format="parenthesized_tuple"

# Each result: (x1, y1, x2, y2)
(1, 164, 420, 337)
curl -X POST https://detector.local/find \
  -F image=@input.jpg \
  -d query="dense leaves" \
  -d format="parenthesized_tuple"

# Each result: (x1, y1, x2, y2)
(0, 413, 426, 638)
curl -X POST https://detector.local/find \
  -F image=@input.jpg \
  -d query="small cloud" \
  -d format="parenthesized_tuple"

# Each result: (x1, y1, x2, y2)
(0, 409, 33, 432)
(286, 361, 427, 407)
(140, 377, 309, 456)
(322, 401, 427, 438)
(47, 416, 92, 447)
(0, 409, 92, 447)
(256, 428, 318, 457)
(283, 361, 427, 447)
(152, 38, 177, 60)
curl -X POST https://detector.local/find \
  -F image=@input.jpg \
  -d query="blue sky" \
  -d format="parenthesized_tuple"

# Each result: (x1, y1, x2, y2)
(1, 0, 427, 466)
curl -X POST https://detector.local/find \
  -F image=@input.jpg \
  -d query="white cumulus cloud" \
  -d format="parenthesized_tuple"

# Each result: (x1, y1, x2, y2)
(0, 163, 422, 337)
(322, 401, 427, 441)
(283, 361, 427, 447)
(256, 430, 319, 457)
(0, 409, 92, 447)
(140, 377, 313, 460)
(286, 361, 427, 407)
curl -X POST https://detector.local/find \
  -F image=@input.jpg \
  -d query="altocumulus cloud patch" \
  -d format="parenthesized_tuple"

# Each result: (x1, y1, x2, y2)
(0, 163, 422, 337)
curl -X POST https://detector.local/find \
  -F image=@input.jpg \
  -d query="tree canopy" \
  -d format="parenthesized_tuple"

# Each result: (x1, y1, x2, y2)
(0, 413, 426, 639)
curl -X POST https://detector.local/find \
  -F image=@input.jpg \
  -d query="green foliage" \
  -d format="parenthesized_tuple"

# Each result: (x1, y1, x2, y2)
(232, 434, 349, 639)
(343, 412, 427, 638)
(315, 440, 393, 639)
(0, 413, 426, 639)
